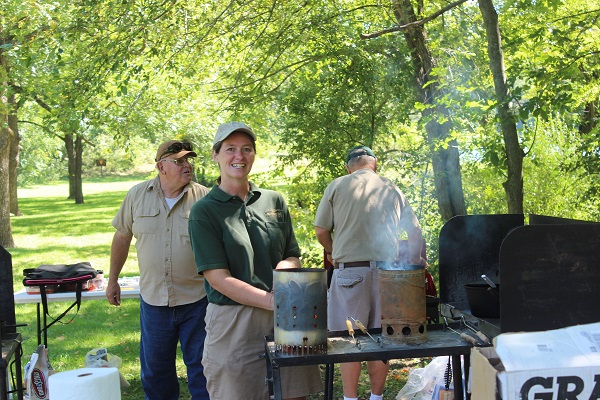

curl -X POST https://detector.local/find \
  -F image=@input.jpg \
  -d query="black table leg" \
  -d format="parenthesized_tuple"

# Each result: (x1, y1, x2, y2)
(42, 305, 47, 347)
(463, 352, 471, 400)
(0, 367, 6, 400)
(271, 365, 283, 400)
(452, 354, 464, 399)
(324, 363, 334, 400)
(14, 339, 24, 400)
(36, 301, 49, 348)
(36, 303, 41, 346)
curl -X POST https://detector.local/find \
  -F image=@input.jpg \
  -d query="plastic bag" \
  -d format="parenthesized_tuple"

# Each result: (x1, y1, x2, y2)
(396, 356, 455, 400)
(84, 348, 130, 389)
(23, 345, 55, 400)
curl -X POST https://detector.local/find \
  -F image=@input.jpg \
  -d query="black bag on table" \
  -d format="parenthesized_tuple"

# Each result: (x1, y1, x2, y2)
(23, 262, 97, 286)
(23, 262, 98, 340)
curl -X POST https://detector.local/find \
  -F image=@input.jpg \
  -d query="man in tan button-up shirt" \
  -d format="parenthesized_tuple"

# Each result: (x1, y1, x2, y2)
(107, 140, 209, 400)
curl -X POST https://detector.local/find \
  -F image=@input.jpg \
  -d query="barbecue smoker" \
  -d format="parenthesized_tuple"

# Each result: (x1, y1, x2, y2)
(379, 265, 428, 344)
(438, 214, 600, 338)
(273, 268, 328, 355)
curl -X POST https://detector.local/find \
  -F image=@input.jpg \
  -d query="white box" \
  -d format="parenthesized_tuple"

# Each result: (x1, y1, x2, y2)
(470, 322, 600, 399)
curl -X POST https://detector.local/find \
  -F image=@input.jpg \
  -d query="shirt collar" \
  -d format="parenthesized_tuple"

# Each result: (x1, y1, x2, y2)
(210, 181, 261, 203)
(352, 167, 376, 175)
(148, 175, 191, 195)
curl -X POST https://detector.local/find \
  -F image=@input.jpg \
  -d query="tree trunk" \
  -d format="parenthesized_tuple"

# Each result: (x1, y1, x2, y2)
(578, 100, 597, 135)
(478, 0, 524, 214)
(8, 92, 21, 217)
(64, 133, 85, 204)
(65, 133, 75, 199)
(0, 133, 13, 248)
(425, 118, 466, 219)
(74, 134, 84, 204)
(0, 49, 15, 248)
(393, 0, 467, 221)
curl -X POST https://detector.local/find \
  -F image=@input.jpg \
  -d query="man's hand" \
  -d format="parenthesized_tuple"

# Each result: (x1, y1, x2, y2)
(106, 281, 121, 306)
(325, 252, 333, 263)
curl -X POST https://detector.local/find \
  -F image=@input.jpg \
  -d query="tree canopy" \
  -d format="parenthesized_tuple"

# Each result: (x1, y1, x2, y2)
(2, 0, 599, 261)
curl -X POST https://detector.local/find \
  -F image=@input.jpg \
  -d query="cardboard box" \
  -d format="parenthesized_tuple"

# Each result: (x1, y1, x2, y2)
(470, 322, 600, 399)
(471, 346, 502, 399)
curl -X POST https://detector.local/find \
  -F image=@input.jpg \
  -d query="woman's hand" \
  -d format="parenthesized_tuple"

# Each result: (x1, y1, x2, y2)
(204, 268, 275, 310)
(275, 257, 301, 270)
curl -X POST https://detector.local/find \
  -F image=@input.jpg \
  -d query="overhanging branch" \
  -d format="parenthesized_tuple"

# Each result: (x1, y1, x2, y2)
(360, 0, 469, 39)
(33, 95, 52, 112)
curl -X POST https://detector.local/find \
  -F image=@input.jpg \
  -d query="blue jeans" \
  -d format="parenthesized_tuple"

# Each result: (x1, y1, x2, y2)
(140, 296, 209, 400)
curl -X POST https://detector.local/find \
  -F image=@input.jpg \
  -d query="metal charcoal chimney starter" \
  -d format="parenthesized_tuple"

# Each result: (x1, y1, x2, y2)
(273, 268, 327, 355)
(379, 266, 428, 344)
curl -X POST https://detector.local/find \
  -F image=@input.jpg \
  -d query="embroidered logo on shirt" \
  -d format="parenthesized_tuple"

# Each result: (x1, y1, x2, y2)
(265, 208, 284, 219)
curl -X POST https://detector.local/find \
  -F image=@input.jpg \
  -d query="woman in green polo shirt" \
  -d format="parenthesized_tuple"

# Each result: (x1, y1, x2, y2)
(188, 122, 322, 400)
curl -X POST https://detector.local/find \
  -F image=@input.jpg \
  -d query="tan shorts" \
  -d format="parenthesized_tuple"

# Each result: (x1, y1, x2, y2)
(328, 266, 381, 331)
(203, 303, 323, 400)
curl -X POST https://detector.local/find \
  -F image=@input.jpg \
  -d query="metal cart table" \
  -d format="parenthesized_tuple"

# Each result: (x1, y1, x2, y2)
(264, 325, 473, 400)
(1, 332, 23, 400)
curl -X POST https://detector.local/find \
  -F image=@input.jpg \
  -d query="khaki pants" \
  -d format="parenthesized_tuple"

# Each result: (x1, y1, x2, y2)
(203, 303, 323, 400)
(328, 266, 381, 331)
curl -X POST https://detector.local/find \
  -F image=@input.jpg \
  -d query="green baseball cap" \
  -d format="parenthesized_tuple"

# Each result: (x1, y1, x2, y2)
(346, 145, 376, 163)
(213, 122, 256, 147)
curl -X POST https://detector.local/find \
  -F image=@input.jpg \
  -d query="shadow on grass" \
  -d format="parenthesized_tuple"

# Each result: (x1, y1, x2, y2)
(14, 192, 129, 237)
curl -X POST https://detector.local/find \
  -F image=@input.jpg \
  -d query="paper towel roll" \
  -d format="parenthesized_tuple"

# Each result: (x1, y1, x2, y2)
(49, 367, 121, 400)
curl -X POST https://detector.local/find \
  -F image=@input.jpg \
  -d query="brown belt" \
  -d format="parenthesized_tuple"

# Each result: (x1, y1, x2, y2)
(334, 261, 373, 269)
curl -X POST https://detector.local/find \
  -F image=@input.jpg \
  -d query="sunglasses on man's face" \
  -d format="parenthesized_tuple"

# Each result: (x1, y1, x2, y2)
(159, 141, 193, 160)
(161, 158, 193, 167)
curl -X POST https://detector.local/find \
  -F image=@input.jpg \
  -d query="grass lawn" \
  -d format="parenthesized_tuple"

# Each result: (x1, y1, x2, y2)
(11, 176, 159, 399)
(9, 175, 417, 400)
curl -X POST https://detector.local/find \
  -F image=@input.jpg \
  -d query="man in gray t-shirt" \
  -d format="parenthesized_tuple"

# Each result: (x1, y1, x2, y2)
(314, 145, 425, 400)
